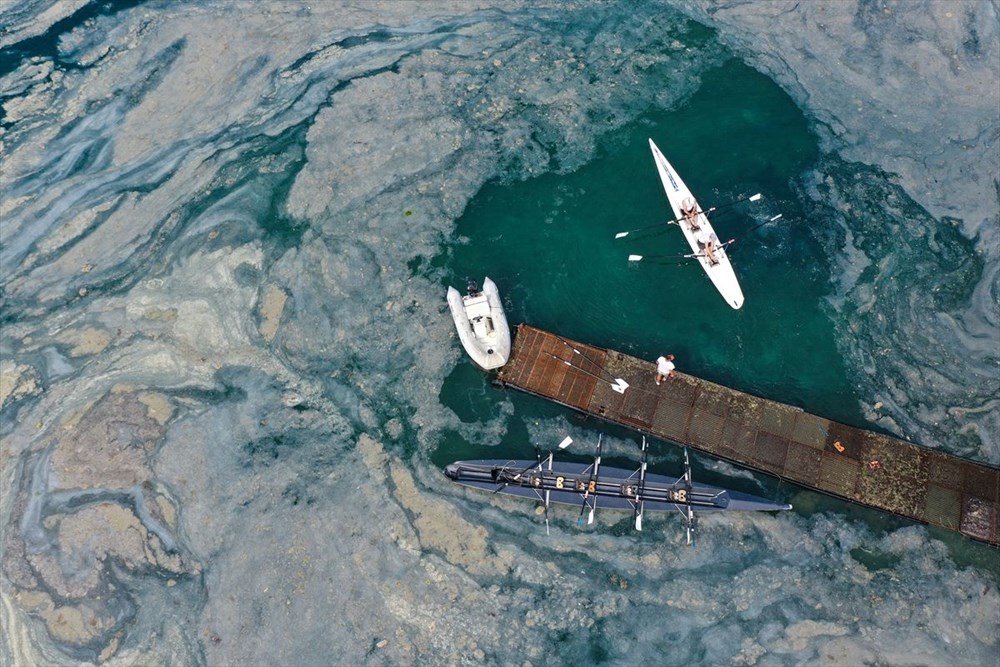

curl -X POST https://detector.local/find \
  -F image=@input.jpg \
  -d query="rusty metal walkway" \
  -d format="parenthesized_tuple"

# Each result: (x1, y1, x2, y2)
(495, 324, 1000, 547)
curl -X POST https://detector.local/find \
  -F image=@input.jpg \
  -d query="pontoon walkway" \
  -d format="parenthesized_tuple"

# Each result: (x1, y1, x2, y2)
(494, 324, 999, 547)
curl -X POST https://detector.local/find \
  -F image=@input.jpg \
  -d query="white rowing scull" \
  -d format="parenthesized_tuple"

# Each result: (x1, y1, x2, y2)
(648, 138, 745, 309)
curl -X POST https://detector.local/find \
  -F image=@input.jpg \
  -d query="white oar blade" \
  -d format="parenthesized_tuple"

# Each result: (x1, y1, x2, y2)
(635, 512, 643, 531)
(769, 214, 783, 222)
(544, 491, 551, 535)
(749, 193, 762, 202)
(628, 255, 643, 262)
(558, 436, 573, 449)
(615, 232, 629, 239)
(611, 378, 629, 394)
(587, 508, 595, 525)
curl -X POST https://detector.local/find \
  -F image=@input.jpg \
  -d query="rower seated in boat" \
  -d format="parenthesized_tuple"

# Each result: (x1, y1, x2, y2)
(696, 228, 720, 265)
(680, 196, 700, 230)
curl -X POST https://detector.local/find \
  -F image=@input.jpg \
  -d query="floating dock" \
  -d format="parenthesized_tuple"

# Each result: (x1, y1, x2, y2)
(495, 324, 1000, 547)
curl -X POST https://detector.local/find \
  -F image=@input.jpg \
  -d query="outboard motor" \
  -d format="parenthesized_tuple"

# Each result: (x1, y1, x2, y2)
(466, 278, 480, 297)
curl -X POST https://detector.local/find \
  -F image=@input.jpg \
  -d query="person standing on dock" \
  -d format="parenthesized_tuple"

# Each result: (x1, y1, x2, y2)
(655, 354, 676, 385)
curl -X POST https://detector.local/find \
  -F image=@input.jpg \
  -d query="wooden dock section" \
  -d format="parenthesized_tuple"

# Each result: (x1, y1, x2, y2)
(495, 324, 1000, 547)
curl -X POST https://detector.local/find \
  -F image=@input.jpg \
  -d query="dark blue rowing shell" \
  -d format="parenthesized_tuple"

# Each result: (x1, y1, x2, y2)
(445, 460, 791, 513)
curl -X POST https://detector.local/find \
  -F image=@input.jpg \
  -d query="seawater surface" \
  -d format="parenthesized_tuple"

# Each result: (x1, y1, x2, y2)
(1, 1, 997, 665)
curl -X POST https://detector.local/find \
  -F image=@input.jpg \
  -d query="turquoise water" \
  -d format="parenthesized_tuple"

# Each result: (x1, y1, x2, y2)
(439, 58, 862, 470)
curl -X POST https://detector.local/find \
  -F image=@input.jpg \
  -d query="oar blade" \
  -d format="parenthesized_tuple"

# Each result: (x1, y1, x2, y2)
(614, 232, 629, 239)
(749, 193, 763, 202)
(558, 436, 573, 449)
(628, 255, 643, 262)
(544, 489, 550, 535)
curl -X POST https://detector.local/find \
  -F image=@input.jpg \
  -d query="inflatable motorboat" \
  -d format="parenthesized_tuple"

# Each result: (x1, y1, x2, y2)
(447, 277, 511, 371)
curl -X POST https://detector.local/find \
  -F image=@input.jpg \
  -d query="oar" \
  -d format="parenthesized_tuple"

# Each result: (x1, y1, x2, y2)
(543, 450, 554, 535)
(543, 352, 629, 394)
(628, 252, 703, 262)
(576, 434, 602, 526)
(633, 436, 649, 531)
(614, 193, 762, 239)
(629, 214, 783, 262)
(723, 213, 783, 248)
(682, 449, 696, 546)
(614, 220, 680, 240)
(552, 335, 628, 389)
(626, 257, 700, 268)
(665, 448, 699, 545)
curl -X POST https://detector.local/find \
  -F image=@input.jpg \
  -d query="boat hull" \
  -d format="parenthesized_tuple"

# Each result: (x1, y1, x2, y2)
(447, 277, 511, 370)
(648, 138, 745, 309)
(445, 459, 791, 513)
